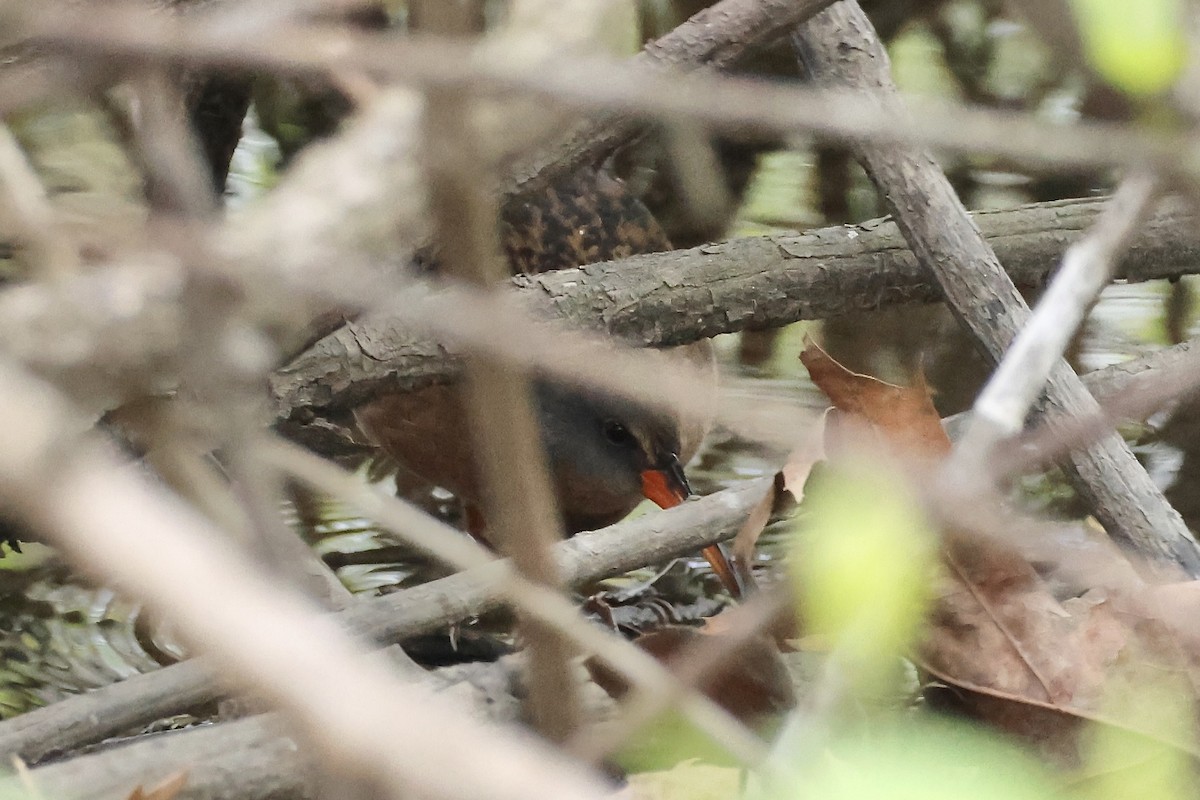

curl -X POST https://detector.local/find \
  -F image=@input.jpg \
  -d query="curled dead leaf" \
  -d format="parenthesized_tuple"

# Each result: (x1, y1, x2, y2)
(800, 337, 950, 458)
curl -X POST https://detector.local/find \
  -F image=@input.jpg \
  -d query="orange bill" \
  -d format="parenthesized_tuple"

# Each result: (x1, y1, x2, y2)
(700, 543, 745, 600)
(640, 468, 688, 508)
(641, 466, 745, 599)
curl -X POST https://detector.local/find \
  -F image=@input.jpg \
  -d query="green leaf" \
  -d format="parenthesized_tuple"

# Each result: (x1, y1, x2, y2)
(624, 760, 742, 800)
(614, 710, 741, 773)
(789, 462, 936, 691)
(769, 715, 1061, 800)
(1075, 678, 1199, 800)
(1069, 0, 1187, 95)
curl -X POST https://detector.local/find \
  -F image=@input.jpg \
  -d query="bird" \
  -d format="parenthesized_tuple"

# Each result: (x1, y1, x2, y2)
(354, 168, 741, 595)
(354, 345, 713, 529)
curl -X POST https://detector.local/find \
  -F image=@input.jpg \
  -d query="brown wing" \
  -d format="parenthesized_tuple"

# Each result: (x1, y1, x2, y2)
(500, 169, 672, 275)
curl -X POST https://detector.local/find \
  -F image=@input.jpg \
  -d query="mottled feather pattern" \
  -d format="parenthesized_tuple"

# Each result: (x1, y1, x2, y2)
(500, 169, 672, 275)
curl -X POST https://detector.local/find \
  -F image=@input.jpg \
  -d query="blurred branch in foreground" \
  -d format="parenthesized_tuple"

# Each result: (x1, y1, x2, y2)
(0, 1, 1199, 799)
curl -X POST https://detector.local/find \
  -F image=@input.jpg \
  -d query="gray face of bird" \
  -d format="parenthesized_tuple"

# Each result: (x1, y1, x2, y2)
(533, 381, 683, 500)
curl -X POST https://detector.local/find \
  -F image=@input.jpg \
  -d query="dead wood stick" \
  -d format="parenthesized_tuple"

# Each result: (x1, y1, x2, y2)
(271, 195, 1200, 426)
(6, 194, 1198, 428)
(943, 337, 1200, 441)
(18, 3, 1184, 183)
(791, 1, 1200, 574)
(961, 173, 1161, 451)
(30, 714, 314, 800)
(0, 359, 608, 800)
(416, 5, 579, 740)
(25, 661, 530, 800)
(0, 470, 768, 765)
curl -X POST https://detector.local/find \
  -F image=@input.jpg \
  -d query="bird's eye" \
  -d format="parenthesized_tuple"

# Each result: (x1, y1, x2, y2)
(602, 420, 635, 447)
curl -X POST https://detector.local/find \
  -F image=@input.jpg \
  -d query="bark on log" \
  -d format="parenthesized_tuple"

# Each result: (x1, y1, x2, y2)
(27, 658, 546, 800)
(272, 196, 1200, 420)
(31, 715, 314, 800)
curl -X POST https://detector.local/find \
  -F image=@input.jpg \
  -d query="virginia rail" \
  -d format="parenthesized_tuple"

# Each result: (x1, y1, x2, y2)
(355, 170, 740, 594)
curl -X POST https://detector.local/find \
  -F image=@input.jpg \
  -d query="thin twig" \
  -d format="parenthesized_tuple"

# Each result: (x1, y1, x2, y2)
(0, 125, 78, 279)
(110, 68, 217, 218)
(263, 437, 771, 766)
(943, 336, 1200, 440)
(5, 3, 1187, 183)
(0, 357, 609, 800)
(416, 0, 579, 739)
(0, 441, 770, 767)
(501, 0, 838, 197)
(961, 173, 1162, 452)
(993, 342, 1200, 478)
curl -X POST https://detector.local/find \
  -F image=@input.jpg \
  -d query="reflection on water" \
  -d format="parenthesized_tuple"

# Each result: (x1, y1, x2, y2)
(0, 555, 170, 717)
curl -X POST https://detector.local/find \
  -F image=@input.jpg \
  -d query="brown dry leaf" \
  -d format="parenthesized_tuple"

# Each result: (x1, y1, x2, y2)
(930, 534, 1081, 707)
(924, 500, 1200, 761)
(127, 771, 187, 800)
(923, 532, 1103, 767)
(800, 337, 949, 458)
(923, 567, 1200, 764)
(780, 407, 829, 502)
(799, 338, 1200, 763)
(799, 339, 1083, 715)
